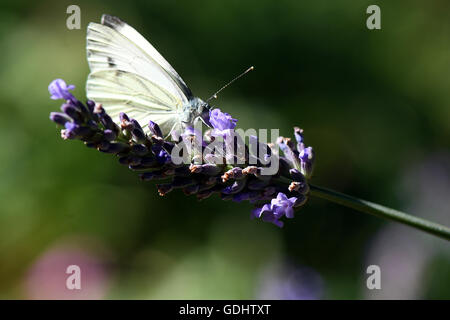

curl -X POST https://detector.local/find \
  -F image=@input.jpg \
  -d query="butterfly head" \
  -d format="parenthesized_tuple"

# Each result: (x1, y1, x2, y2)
(198, 101, 213, 128)
(182, 97, 212, 128)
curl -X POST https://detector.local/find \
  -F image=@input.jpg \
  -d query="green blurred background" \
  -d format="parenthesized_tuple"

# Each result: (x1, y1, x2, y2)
(0, 0, 449, 299)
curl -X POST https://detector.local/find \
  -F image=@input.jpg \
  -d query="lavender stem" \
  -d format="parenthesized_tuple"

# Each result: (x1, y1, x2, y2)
(309, 184, 450, 241)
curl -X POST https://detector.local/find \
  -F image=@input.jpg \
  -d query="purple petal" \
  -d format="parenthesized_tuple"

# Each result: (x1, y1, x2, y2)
(209, 108, 237, 131)
(48, 79, 75, 101)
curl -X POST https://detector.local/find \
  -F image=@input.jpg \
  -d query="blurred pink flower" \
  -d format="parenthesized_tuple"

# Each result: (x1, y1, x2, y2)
(24, 241, 111, 299)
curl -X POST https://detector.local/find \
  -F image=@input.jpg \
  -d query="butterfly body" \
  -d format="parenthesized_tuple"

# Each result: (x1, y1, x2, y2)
(86, 14, 210, 138)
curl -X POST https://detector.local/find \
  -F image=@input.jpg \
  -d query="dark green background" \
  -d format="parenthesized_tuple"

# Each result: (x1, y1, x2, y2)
(0, 0, 449, 298)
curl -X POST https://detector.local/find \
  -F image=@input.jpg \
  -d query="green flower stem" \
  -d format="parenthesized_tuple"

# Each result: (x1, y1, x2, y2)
(309, 184, 450, 241)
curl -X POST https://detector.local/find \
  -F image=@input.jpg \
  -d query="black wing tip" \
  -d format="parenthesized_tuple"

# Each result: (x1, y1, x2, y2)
(101, 14, 125, 29)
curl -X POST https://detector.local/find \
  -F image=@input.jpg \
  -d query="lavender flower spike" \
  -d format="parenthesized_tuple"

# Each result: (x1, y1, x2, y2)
(48, 79, 450, 239)
(48, 79, 76, 101)
(49, 80, 313, 228)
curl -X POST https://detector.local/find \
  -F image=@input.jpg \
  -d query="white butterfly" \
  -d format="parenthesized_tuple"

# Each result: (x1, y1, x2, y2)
(86, 14, 211, 138)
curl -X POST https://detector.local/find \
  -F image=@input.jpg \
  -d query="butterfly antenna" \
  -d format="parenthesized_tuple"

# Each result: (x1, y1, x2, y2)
(206, 66, 254, 103)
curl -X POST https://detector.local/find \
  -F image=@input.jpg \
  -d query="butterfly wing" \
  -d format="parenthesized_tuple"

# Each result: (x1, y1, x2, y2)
(86, 14, 193, 136)
(87, 70, 182, 135)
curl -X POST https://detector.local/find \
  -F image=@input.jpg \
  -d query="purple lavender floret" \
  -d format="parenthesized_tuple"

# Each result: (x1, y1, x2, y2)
(271, 193, 297, 219)
(62, 122, 79, 139)
(299, 146, 315, 179)
(209, 108, 237, 137)
(148, 120, 163, 138)
(251, 192, 297, 227)
(49, 112, 71, 126)
(49, 79, 76, 101)
(48, 79, 316, 228)
(252, 204, 284, 228)
(156, 149, 171, 164)
(103, 129, 117, 142)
